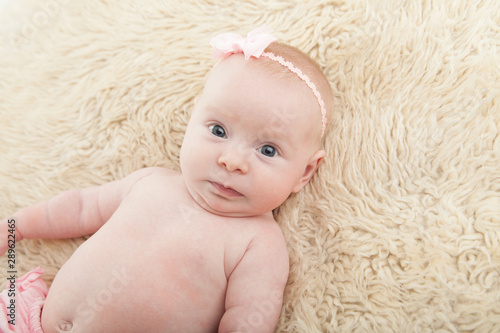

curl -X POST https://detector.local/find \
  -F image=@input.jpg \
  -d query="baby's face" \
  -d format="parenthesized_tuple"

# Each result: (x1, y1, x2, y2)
(180, 55, 324, 217)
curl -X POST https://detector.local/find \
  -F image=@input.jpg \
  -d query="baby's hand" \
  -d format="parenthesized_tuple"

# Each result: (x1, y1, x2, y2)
(0, 218, 18, 257)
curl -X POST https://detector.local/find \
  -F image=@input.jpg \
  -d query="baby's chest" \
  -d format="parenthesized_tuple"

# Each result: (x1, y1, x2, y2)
(102, 196, 253, 277)
(67, 207, 234, 309)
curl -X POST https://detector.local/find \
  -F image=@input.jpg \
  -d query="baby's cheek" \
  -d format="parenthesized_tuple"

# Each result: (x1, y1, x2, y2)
(179, 143, 198, 171)
(255, 183, 290, 211)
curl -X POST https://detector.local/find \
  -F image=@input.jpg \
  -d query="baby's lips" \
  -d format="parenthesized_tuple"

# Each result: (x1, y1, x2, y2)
(210, 181, 244, 197)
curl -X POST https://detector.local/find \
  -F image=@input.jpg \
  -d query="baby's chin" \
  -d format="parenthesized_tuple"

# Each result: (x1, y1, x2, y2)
(187, 185, 273, 218)
(200, 200, 274, 219)
(208, 208, 267, 218)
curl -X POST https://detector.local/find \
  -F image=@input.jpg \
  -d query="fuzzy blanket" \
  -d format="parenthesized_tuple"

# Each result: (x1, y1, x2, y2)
(1, 0, 499, 332)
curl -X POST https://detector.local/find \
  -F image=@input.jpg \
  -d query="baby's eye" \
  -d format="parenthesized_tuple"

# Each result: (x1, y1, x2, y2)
(209, 124, 226, 138)
(258, 145, 278, 157)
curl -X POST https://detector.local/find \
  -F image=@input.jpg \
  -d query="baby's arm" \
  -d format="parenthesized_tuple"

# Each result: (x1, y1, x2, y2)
(0, 167, 159, 255)
(219, 225, 289, 333)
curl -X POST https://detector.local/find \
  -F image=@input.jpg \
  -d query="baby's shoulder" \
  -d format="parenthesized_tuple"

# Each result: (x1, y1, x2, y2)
(247, 215, 286, 244)
(123, 167, 181, 192)
(236, 216, 289, 273)
(130, 166, 180, 181)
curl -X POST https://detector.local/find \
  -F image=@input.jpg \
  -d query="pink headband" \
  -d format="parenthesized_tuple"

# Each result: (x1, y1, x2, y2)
(210, 26, 327, 137)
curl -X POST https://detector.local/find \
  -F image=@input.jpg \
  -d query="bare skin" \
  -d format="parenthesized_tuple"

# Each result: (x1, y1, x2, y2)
(32, 167, 289, 332)
(0, 54, 325, 332)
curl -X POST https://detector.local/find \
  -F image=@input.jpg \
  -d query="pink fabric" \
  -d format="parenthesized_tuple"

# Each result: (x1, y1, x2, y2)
(210, 25, 277, 60)
(0, 267, 48, 333)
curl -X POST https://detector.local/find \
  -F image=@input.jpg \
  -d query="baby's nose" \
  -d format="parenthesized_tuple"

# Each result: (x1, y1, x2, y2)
(218, 148, 249, 174)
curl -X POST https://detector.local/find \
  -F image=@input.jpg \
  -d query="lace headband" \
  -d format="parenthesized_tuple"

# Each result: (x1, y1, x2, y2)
(210, 26, 327, 137)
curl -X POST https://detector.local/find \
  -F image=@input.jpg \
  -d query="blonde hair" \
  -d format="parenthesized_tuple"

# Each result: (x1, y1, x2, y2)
(261, 42, 334, 136)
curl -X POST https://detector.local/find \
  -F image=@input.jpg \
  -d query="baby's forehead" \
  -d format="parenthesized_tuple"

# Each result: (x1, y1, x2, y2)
(204, 55, 323, 137)
(210, 56, 314, 100)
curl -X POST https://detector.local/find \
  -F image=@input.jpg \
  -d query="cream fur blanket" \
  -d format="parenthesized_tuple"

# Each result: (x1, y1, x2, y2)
(1, 0, 499, 332)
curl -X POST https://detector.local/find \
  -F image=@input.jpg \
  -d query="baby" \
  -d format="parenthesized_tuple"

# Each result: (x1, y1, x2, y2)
(0, 26, 333, 332)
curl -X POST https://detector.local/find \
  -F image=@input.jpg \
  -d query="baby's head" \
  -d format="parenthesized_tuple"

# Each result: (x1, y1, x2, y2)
(180, 27, 333, 217)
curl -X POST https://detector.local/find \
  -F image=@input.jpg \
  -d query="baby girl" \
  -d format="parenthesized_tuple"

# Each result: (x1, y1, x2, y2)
(0, 26, 333, 332)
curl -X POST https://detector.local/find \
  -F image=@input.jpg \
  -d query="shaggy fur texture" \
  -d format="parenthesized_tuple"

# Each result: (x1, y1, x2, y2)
(1, 0, 499, 332)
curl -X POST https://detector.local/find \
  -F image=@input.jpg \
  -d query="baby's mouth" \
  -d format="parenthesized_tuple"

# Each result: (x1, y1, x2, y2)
(209, 181, 243, 197)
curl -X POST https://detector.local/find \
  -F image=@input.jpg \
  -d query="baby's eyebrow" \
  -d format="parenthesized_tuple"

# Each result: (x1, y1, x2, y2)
(206, 104, 242, 123)
(253, 128, 296, 152)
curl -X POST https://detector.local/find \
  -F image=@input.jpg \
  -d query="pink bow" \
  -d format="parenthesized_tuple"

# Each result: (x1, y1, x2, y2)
(210, 25, 277, 60)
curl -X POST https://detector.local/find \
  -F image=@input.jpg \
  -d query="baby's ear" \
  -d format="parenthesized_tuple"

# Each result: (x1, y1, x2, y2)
(292, 150, 325, 193)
